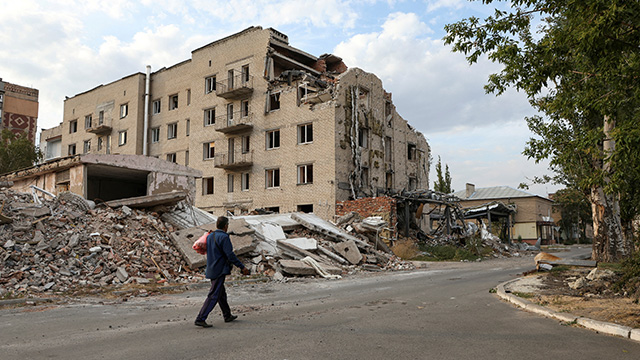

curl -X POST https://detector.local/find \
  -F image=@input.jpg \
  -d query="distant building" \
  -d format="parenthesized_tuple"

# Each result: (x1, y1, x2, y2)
(0, 78, 39, 143)
(40, 26, 430, 220)
(453, 183, 557, 245)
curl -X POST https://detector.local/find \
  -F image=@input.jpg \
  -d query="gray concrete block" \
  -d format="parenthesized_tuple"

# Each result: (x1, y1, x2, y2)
(577, 317, 631, 338)
(630, 328, 640, 342)
(332, 240, 362, 265)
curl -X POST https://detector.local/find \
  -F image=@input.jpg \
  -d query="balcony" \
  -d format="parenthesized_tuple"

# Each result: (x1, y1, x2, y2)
(86, 120, 112, 135)
(214, 111, 253, 134)
(216, 74, 254, 100)
(214, 150, 253, 170)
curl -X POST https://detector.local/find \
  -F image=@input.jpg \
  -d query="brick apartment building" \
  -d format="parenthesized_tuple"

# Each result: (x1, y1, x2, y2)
(0, 79, 39, 143)
(40, 26, 430, 219)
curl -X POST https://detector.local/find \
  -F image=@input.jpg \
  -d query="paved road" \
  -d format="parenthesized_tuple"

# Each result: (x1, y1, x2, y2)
(2, 246, 639, 359)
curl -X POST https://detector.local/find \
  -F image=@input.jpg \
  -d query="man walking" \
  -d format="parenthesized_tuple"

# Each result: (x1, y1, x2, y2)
(195, 216, 250, 328)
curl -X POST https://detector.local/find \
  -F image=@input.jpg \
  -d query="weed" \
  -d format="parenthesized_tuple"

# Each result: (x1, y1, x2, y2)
(550, 265, 571, 273)
(512, 291, 535, 299)
(489, 288, 497, 293)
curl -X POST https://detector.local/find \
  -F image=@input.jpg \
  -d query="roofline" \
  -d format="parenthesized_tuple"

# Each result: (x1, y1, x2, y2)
(191, 26, 262, 54)
(65, 72, 145, 101)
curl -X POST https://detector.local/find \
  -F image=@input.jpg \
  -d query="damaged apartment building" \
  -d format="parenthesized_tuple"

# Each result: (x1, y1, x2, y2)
(39, 26, 429, 219)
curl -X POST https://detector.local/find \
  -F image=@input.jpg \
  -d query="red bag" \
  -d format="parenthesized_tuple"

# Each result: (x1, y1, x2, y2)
(192, 231, 209, 255)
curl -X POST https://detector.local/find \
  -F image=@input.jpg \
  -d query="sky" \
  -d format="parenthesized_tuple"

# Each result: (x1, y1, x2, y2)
(0, 0, 562, 197)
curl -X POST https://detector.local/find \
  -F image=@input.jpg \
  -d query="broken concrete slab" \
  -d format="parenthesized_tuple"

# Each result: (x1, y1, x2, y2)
(239, 213, 301, 230)
(279, 259, 342, 276)
(276, 239, 326, 264)
(16, 206, 51, 218)
(0, 212, 13, 224)
(280, 237, 317, 251)
(227, 218, 254, 236)
(161, 201, 217, 230)
(116, 267, 129, 282)
(317, 245, 348, 264)
(291, 213, 370, 250)
(105, 191, 187, 209)
(170, 227, 257, 268)
(252, 222, 286, 255)
(332, 240, 362, 265)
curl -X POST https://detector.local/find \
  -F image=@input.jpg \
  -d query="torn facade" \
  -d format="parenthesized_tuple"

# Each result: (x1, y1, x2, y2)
(38, 26, 430, 220)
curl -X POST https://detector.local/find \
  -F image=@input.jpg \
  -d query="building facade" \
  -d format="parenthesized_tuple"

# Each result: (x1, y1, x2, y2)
(43, 26, 430, 219)
(0, 79, 39, 143)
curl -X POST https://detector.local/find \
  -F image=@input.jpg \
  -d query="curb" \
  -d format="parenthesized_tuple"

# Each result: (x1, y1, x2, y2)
(496, 277, 638, 343)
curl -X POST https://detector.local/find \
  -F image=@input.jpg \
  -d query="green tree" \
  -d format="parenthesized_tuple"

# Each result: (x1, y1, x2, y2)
(444, 0, 640, 261)
(554, 187, 592, 244)
(0, 129, 42, 174)
(434, 156, 454, 193)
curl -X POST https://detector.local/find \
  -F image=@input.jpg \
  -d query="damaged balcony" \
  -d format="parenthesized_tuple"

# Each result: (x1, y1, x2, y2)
(86, 120, 112, 135)
(214, 150, 253, 170)
(214, 111, 253, 134)
(216, 73, 254, 100)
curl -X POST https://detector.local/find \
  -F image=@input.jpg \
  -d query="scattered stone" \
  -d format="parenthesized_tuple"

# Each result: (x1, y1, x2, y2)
(116, 267, 129, 282)
(568, 277, 589, 290)
(121, 206, 132, 217)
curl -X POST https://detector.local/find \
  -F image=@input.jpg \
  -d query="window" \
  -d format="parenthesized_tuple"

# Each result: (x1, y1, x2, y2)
(297, 164, 313, 184)
(408, 177, 417, 191)
(358, 128, 368, 148)
(241, 100, 249, 117)
(242, 135, 250, 154)
(265, 206, 280, 214)
(227, 174, 234, 193)
(118, 131, 127, 146)
(169, 94, 178, 110)
(203, 141, 215, 160)
(83, 140, 91, 154)
(166, 153, 176, 163)
(241, 65, 250, 83)
(69, 120, 77, 133)
(186, 119, 190, 136)
(266, 129, 280, 149)
(385, 136, 392, 162)
(358, 87, 370, 108)
(187, 89, 191, 105)
(361, 167, 369, 185)
(297, 204, 313, 213)
(168, 123, 177, 139)
(153, 99, 161, 114)
(98, 111, 104, 125)
(203, 177, 214, 195)
(228, 70, 235, 90)
(97, 137, 103, 151)
(268, 92, 281, 111)
(185, 150, 189, 166)
(151, 127, 160, 143)
(205, 76, 216, 93)
(241, 173, 250, 191)
(266, 168, 280, 188)
(85, 115, 92, 129)
(408, 143, 417, 160)
(106, 135, 111, 154)
(68, 144, 76, 155)
(386, 172, 393, 190)
(227, 103, 234, 122)
(120, 103, 128, 118)
(298, 123, 313, 144)
(204, 108, 215, 126)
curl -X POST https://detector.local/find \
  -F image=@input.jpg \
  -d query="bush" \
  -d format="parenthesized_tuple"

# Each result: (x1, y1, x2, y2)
(614, 250, 640, 300)
(414, 244, 480, 262)
(391, 239, 419, 260)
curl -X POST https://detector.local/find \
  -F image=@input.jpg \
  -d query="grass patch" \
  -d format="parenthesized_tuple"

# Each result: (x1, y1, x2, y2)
(512, 291, 535, 299)
(413, 245, 480, 262)
(549, 265, 572, 273)
(598, 262, 623, 272)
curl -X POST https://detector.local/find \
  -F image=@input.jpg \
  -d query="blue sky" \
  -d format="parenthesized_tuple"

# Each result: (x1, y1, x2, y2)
(0, 0, 561, 196)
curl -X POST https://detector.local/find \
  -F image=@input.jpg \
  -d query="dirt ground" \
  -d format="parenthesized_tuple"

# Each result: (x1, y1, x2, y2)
(529, 268, 640, 329)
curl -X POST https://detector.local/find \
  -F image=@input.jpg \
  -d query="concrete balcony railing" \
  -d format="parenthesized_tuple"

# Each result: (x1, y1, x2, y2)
(214, 150, 253, 170)
(214, 111, 253, 134)
(216, 74, 254, 100)
(86, 119, 112, 135)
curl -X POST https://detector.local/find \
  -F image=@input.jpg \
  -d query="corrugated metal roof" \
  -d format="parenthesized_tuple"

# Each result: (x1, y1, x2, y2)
(452, 186, 542, 200)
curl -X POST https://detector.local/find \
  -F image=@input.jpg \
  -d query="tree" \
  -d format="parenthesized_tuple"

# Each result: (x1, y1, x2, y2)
(434, 156, 454, 193)
(444, 0, 640, 261)
(0, 129, 42, 174)
(553, 187, 592, 244)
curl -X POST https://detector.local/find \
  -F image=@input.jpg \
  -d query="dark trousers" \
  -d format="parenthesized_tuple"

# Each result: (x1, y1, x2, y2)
(196, 275, 231, 322)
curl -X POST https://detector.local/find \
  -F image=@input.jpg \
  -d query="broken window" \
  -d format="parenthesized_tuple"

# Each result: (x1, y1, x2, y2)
(85, 115, 92, 129)
(408, 143, 417, 160)
(242, 65, 250, 84)
(203, 141, 215, 160)
(386, 171, 393, 190)
(97, 137, 103, 151)
(228, 70, 235, 90)
(358, 128, 369, 148)
(166, 153, 176, 163)
(167, 123, 177, 139)
(385, 136, 392, 162)
(265, 206, 280, 213)
(266, 129, 280, 149)
(241, 100, 249, 117)
(205, 76, 216, 93)
(227, 103, 234, 122)
(99, 111, 104, 125)
(169, 94, 178, 110)
(299, 84, 317, 103)
(266, 168, 280, 188)
(83, 140, 91, 154)
(69, 120, 77, 133)
(118, 131, 127, 146)
(242, 135, 250, 154)
(153, 99, 161, 114)
(385, 100, 392, 118)
(227, 174, 234, 193)
(408, 177, 417, 191)
(106, 135, 111, 154)
(298, 123, 313, 144)
(120, 103, 128, 118)
(203, 177, 214, 195)
(361, 166, 369, 185)
(204, 108, 215, 126)
(151, 127, 160, 143)
(68, 143, 76, 155)
(358, 87, 370, 108)
(297, 204, 313, 213)
(241, 172, 250, 191)
(267, 92, 281, 112)
(297, 164, 313, 185)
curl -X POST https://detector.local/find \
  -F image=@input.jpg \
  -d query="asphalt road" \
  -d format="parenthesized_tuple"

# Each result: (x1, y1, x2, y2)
(2, 246, 639, 359)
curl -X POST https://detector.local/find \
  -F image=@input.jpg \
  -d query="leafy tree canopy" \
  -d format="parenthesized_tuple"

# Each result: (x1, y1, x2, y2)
(0, 129, 42, 174)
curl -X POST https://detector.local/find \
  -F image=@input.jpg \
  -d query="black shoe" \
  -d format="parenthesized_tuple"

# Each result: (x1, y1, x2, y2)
(224, 315, 238, 323)
(194, 320, 213, 328)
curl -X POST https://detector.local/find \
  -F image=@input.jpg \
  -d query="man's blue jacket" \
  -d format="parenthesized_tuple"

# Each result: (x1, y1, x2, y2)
(205, 229, 245, 280)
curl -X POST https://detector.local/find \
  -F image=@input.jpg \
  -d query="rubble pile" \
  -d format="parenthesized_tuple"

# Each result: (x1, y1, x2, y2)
(0, 188, 202, 298)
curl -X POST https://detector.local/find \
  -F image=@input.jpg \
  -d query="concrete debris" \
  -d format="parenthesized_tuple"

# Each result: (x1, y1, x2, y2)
(332, 240, 362, 265)
(279, 237, 317, 251)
